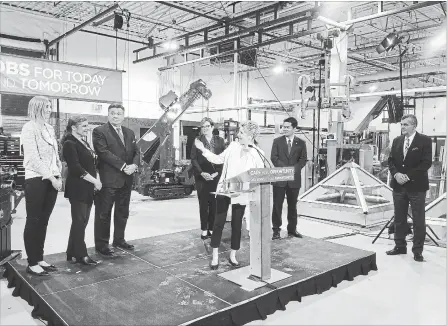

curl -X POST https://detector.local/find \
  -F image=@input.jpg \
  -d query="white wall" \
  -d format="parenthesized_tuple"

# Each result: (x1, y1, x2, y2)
(415, 97, 446, 136)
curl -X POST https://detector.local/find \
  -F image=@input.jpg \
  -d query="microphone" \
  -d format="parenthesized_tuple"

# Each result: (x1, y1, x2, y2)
(248, 144, 273, 168)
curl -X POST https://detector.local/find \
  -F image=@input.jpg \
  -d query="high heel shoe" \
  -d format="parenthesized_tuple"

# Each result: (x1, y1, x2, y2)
(76, 256, 98, 266)
(228, 257, 240, 267)
(209, 261, 219, 270)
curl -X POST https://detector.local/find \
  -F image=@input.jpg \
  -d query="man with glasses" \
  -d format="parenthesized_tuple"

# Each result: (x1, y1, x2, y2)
(387, 114, 432, 262)
(92, 104, 140, 257)
(271, 117, 307, 240)
(190, 117, 225, 240)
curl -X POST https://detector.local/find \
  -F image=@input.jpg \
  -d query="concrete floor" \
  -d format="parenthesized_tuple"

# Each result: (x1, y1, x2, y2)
(1, 191, 446, 326)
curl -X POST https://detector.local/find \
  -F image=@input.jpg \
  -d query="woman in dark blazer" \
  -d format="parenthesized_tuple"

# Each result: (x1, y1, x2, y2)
(62, 116, 102, 265)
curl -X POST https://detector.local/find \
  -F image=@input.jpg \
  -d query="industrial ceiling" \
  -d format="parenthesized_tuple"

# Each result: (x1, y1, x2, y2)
(2, 1, 446, 89)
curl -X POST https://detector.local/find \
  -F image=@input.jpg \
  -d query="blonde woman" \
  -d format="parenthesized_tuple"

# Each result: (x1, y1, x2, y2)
(194, 120, 267, 269)
(21, 96, 62, 276)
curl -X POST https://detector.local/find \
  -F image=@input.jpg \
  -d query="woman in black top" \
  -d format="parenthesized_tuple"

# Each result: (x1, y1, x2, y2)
(62, 117, 102, 265)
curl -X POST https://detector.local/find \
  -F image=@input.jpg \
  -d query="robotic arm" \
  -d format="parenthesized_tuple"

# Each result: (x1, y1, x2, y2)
(137, 79, 212, 170)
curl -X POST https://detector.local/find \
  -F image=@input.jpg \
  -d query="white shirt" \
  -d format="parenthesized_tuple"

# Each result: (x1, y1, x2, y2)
(201, 141, 266, 204)
(403, 132, 416, 157)
(285, 135, 295, 145)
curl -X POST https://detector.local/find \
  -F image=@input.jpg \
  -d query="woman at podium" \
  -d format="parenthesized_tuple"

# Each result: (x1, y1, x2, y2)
(194, 120, 267, 270)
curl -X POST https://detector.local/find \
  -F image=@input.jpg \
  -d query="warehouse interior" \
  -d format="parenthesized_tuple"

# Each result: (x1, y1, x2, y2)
(0, 1, 446, 325)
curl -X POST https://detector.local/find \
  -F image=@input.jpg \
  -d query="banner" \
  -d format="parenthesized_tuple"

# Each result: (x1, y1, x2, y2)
(0, 53, 123, 103)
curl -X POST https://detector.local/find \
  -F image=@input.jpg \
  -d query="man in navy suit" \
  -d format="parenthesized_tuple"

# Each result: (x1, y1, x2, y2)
(387, 114, 432, 262)
(271, 117, 307, 240)
(93, 104, 140, 256)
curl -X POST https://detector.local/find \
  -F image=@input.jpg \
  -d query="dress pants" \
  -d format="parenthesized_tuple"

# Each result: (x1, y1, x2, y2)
(94, 185, 131, 250)
(67, 199, 92, 258)
(272, 185, 300, 233)
(23, 177, 58, 266)
(210, 195, 245, 250)
(195, 177, 217, 231)
(393, 189, 426, 254)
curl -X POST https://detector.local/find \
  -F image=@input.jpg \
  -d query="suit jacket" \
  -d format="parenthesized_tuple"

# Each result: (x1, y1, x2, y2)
(271, 135, 307, 188)
(92, 122, 140, 188)
(21, 121, 62, 180)
(63, 134, 97, 204)
(190, 134, 226, 180)
(388, 132, 432, 192)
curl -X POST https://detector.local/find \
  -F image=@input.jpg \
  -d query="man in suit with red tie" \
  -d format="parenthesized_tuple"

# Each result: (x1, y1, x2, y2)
(93, 104, 140, 257)
(387, 114, 432, 262)
(271, 117, 307, 240)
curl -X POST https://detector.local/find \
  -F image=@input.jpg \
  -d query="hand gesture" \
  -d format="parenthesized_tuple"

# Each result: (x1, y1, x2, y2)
(394, 173, 410, 185)
(194, 139, 205, 151)
(94, 179, 102, 191)
(124, 164, 137, 175)
(50, 177, 62, 192)
(201, 172, 213, 181)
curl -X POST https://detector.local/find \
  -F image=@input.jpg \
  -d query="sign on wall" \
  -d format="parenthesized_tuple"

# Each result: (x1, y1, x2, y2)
(0, 53, 123, 103)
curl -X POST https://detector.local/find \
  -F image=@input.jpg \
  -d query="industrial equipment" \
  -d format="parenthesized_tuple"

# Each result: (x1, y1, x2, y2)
(136, 79, 212, 199)
(0, 164, 20, 262)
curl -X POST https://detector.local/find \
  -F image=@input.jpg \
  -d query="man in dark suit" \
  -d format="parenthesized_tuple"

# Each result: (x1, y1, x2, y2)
(190, 117, 225, 240)
(271, 117, 307, 240)
(93, 104, 140, 256)
(387, 114, 432, 262)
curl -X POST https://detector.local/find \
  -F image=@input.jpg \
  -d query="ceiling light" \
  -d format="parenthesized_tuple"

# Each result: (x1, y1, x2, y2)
(376, 32, 400, 54)
(273, 65, 284, 74)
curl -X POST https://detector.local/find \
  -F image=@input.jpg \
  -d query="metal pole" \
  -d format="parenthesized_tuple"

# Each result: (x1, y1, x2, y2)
(47, 4, 119, 48)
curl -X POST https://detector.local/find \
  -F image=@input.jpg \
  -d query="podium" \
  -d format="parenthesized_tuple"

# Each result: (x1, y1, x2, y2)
(216, 167, 295, 291)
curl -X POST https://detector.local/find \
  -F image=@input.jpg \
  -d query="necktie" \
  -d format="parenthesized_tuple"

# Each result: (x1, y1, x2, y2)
(404, 137, 410, 158)
(288, 139, 292, 154)
(117, 128, 125, 144)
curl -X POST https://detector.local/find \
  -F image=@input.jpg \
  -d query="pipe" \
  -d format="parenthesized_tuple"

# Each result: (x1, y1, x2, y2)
(342, 2, 436, 26)
(47, 4, 119, 48)
(80, 29, 149, 45)
(355, 65, 447, 83)
(336, 86, 447, 98)
(317, 15, 347, 30)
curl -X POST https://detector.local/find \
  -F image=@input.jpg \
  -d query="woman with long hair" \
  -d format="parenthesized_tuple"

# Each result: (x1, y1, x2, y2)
(62, 116, 102, 265)
(21, 96, 62, 276)
(194, 120, 267, 269)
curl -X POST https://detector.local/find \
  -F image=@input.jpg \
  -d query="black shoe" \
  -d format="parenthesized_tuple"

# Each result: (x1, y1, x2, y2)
(272, 232, 281, 240)
(386, 247, 407, 255)
(207, 230, 213, 237)
(201, 234, 208, 240)
(96, 247, 115, 257)
(414, 253, 424, 262)
(210, 262, 219, 270)
(39, 263, 58, 272)
(288, 230, 303, 238)
(26, 266, 49, 276)
(228, 257, 240, 267)
(112, 241, 135, 250)
(77, 256, 99, 266)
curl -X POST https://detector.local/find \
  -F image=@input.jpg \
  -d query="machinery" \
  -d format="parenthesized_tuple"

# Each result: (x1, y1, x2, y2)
(136, 79, 212, 199)
(0, 164, 19, 262)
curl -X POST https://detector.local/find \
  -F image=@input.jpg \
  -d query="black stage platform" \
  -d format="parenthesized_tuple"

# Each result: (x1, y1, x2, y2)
(3, 227, 377, 326)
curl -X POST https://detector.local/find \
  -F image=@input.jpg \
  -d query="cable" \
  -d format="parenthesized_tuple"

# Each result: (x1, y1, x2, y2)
(248, 144, 273, 168)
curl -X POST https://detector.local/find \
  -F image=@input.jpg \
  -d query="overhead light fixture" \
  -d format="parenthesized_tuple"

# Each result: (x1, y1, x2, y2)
(162, 41, 179, 51)
(273, 64, 284, 74)
(376, 32, 400, 54)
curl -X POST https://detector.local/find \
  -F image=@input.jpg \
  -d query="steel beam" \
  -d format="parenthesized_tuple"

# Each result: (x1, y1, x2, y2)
(157, 27, 324, 71)
(155, 1, 222, 22)
(133, 2, 282, 54)
(47, 4, 118, 48)
(134, 10, 317, 64)
(342, 1, 437, 26)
